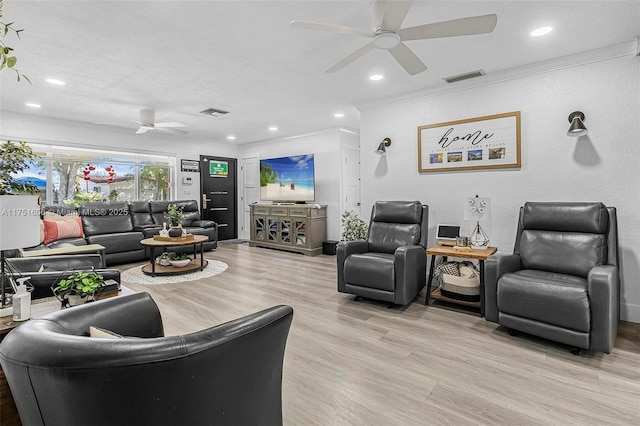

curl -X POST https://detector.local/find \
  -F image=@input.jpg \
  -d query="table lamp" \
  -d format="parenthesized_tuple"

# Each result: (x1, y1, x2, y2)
(465, 195, 491, 250)
(0, 195, 41, 316)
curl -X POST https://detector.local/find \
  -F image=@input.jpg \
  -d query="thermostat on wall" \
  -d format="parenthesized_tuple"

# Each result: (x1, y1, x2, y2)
(182, 176, 193, 185)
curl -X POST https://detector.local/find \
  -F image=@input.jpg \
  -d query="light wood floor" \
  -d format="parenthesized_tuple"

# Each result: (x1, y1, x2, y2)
(120, 243, 640, 426)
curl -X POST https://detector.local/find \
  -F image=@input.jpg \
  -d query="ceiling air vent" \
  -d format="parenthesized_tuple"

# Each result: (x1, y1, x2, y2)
(443, 70, 485, 84)
(200, 108, 229, 116)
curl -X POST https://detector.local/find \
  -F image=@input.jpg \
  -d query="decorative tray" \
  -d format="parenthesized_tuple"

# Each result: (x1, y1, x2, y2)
(153, 234, 194, 241)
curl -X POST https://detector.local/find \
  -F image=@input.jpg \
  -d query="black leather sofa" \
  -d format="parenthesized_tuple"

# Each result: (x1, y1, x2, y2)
(5, 254, 120, 300)
(35, 200, 217, 266)
(0, 292, 294, 426)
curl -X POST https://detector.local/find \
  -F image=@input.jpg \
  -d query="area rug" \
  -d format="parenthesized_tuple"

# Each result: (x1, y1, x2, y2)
(120, 260, 228, 285)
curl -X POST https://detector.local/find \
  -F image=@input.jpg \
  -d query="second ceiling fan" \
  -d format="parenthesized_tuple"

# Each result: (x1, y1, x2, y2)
(133, 109, 188, 135)
(290, 0, 497, 75)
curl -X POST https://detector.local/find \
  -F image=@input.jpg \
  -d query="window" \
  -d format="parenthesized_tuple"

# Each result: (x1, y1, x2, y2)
(9, 142, 176, 205)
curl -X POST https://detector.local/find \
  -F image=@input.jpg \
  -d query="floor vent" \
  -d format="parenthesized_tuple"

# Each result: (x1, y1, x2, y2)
(443, 70, 485, 84)
(200, 108, 230, 116)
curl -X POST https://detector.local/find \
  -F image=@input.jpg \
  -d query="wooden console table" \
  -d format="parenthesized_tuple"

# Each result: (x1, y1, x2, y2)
(424, 246, 497, 317)
(249, 203, 327, 256)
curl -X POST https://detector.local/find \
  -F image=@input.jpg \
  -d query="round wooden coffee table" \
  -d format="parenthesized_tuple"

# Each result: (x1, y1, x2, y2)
(139, 235, 209, 277)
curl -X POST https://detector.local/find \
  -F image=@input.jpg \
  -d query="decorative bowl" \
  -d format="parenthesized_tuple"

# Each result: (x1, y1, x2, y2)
(170, 259, 191, 268)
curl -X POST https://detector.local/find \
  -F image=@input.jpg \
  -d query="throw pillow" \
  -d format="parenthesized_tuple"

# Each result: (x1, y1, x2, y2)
(43, 217, 84, 244)
(89, 326, 122, 339)
(39, 220, 45, 244)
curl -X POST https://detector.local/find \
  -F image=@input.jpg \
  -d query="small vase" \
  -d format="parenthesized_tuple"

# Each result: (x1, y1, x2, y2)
(168, 226, 182, 237)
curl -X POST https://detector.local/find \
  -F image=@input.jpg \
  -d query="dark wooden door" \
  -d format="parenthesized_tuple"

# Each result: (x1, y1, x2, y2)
(200, 155, 237, 240)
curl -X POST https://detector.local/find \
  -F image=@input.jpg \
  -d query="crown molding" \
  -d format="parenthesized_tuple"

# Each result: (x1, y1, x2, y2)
(243, 127, 359, 147)
(356, 41, 637, 112)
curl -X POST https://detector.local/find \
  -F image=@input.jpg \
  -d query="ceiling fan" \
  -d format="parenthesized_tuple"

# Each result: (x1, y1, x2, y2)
(290, 0, 497, 75)
(131, 109, 188, 135)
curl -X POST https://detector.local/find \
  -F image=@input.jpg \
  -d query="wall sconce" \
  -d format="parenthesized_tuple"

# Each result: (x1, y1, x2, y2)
(567, 111, 588, 137)
(375, 138, 392, 155)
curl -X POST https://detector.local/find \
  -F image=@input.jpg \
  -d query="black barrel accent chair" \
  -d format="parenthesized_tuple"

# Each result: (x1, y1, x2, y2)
(484, 202, 619, 354)
(337, 201, 428, 306)
(0, 292, 294, 426)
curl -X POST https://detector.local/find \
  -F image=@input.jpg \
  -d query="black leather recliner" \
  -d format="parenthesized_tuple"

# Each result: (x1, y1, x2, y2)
(337, 201, 428, 306)
(0, 292, 294, 426)
(484, 202, 619, 353)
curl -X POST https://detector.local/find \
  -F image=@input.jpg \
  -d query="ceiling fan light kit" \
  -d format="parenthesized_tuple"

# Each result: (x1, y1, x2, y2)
(291, 0, 497, 75)
(373, 32, 401, 49)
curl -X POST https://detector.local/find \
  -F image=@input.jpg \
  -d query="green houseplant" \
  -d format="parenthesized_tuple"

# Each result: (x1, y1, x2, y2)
(164, 203, 184, 226)
(340, 210, 368, 241)
(0, 0, 30, 83)
(0, 140, 38, 195)
(169, 252, 190, 267)
(164, 203, 184, 237)
(52, 271, 103, 307)
(169, 252, 189, 261)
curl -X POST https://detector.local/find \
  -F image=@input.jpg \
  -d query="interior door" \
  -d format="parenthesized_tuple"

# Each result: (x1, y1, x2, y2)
(240, 156, 259, 240)
(200, 155, 237, 241)
(342, 147, 361, 216)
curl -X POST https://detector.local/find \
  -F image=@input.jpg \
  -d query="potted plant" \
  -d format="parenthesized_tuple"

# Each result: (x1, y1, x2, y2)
(52, 270, 104, 308)
(164, 203, 184, 237)
(0, 140, 39, 195)
(169, 252, 190, 267)
(340, 210, 368, 242)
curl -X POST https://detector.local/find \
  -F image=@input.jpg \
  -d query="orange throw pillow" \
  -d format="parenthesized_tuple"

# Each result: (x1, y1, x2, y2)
(43, 217, 84, 244)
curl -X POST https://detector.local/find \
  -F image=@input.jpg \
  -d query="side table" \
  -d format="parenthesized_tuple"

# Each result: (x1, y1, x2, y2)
(424, 245, 497, 317)
(19, 243, 107, 268)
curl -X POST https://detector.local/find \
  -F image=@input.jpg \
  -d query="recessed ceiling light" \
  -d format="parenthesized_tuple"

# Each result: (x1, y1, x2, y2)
(369, 74, 384, 81)
(25, 103, 41, 108)
(269, 126, 278, 131)
(531, 26, 553, 37)
(334, 113, 344, 118)
(45, 78, 66, 85)
(227, 135, 236, 140)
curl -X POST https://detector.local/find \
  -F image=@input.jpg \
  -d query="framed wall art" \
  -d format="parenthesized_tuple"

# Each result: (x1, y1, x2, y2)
(418, 111, 521, 173)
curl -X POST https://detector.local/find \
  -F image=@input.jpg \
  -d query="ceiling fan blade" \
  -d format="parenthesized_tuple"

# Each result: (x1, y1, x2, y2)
(380, 0, 412, 32)
(399, 14, 498, 41)
(139, 108, 155, 125)
(370, 0, 386, 31)
(325, 42, 375, 73)
(154, 121, 186, 128)
(290, 20, 373, 38)
(136, 126, 152, 135)
(388, 42, 427, 75)
(156, 127, 189, 135)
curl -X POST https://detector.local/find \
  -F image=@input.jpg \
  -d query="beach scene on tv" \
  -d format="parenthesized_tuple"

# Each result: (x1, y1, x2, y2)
(260, 154, 315, 202)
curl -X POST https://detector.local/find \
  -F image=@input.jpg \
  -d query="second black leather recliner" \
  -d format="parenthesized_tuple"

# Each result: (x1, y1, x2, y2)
(337, 201, 428, 306)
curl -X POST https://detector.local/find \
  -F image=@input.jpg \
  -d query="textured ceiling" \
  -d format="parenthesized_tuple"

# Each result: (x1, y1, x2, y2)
(1, 0, 638, 145)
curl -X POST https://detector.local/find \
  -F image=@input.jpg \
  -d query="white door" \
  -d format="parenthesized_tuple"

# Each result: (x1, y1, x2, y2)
(240, 156, 259, 239)
(342, 147, 361, 217)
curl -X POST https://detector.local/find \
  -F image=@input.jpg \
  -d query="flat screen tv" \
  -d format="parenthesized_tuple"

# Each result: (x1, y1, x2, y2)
(260, 154, 315, 202)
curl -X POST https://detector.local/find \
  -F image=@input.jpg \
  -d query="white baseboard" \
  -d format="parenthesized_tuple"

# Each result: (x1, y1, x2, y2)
(621, 303, 640, 323)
